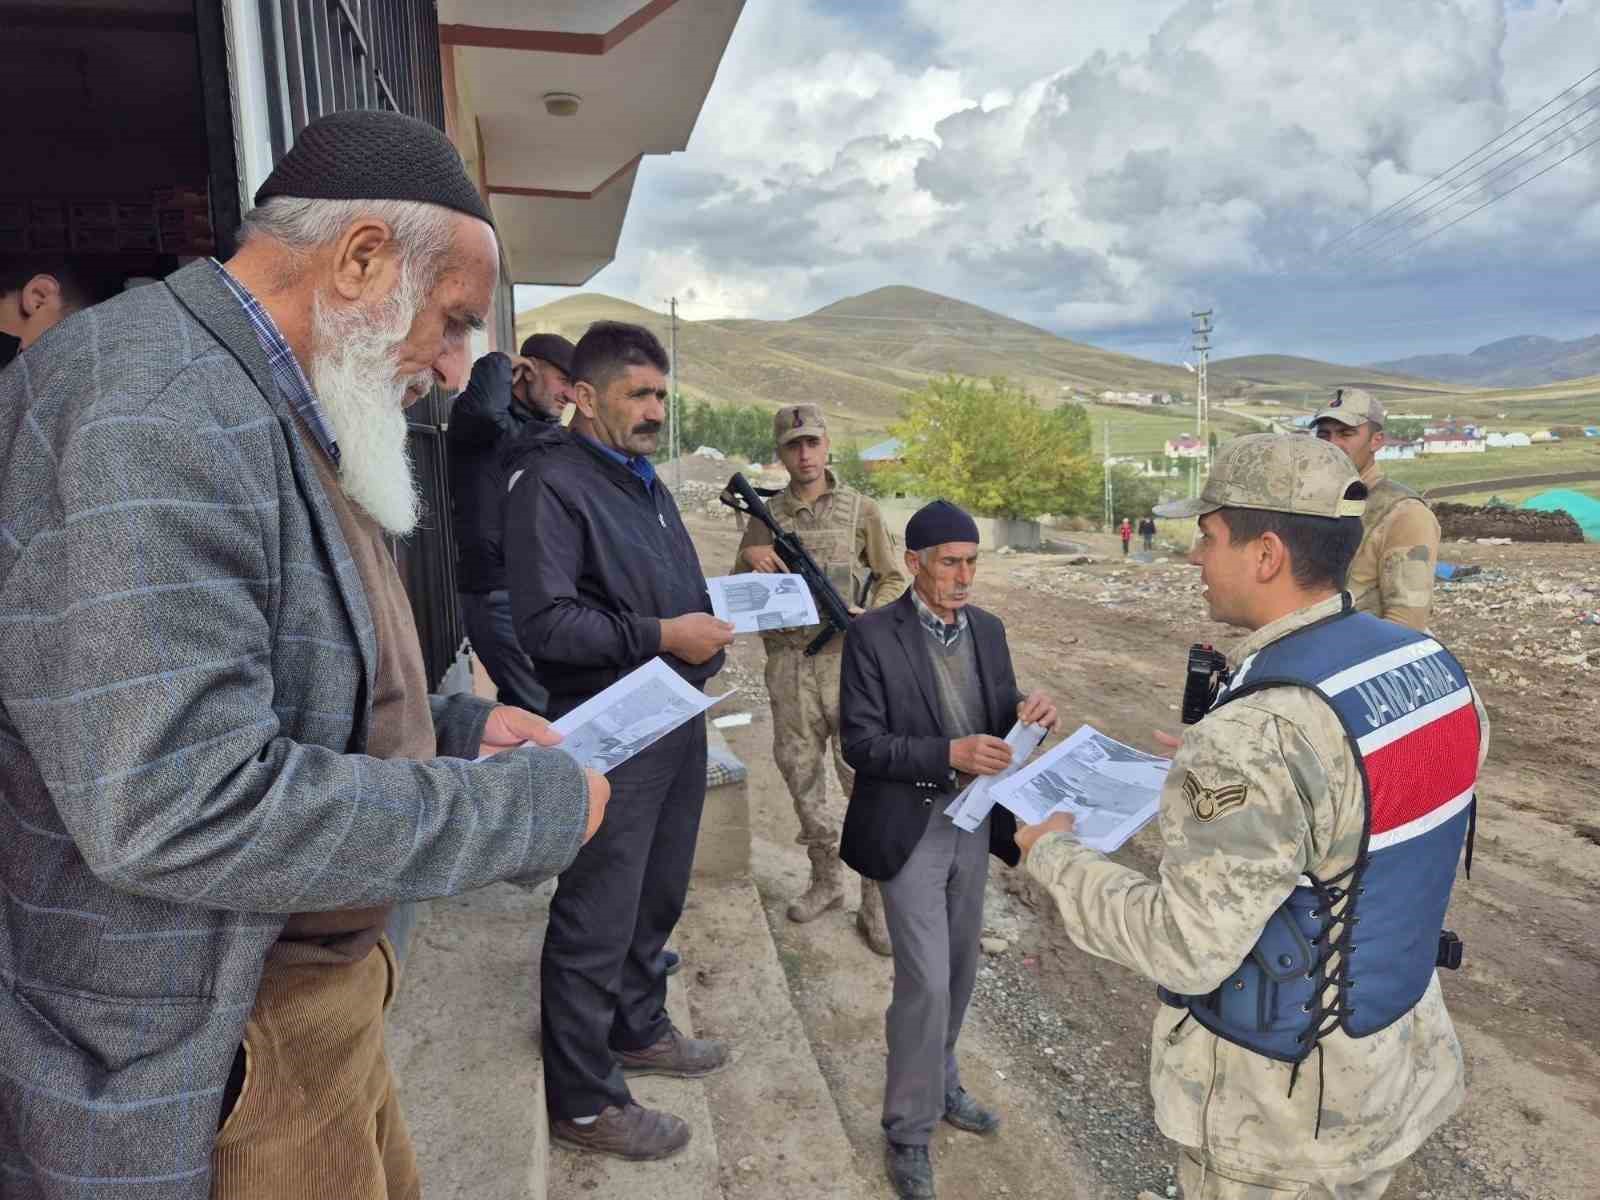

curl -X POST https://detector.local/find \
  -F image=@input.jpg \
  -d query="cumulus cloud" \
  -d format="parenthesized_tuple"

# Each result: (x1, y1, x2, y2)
(516, 0, 1600, 361)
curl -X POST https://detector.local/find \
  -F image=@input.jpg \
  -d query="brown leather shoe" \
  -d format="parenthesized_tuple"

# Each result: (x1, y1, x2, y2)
(616, 1025, 728, 1079)
(550, 1103, 690, 1161)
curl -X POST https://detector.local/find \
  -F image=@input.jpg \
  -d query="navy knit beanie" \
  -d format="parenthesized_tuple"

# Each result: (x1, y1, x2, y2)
(255, 109, 494, 228)
(905, 500, 980, 551)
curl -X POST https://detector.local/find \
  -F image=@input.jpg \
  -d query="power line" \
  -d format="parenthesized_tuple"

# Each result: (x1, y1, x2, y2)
(1371, 128, 1600, 264)
(1321, 64, 1600, 254)
(1338, 81, 1600, 257)
(1347, 105, 1600, 259)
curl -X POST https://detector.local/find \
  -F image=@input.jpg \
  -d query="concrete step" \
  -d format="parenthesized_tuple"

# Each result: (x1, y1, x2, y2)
(388, 880, 724, 1200)
(545, 968, 722, 1199)
(671, 879, 877, 1200)
(385, 883, 550, 1200)
(386, 874, 867, 1199)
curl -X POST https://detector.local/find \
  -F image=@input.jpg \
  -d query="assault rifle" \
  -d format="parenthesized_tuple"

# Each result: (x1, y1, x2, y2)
(720, 472, 855, 656)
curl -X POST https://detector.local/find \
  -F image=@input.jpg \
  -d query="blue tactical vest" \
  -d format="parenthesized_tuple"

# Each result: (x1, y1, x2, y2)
(1161, 605, 1480, 1065)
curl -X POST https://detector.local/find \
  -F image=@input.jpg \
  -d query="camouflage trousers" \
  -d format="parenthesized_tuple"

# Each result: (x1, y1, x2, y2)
(1178, 1149, 1395, 1199)
(763, 641, 853, 848)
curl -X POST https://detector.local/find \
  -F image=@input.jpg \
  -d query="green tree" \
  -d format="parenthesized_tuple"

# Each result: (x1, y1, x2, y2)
(1384, 417, 1426, 442)
(666, 399, 776, 463)
(888, 376, 1100, 520)
(833, 440, 884, 497)
(1109, 466, 1165, 522)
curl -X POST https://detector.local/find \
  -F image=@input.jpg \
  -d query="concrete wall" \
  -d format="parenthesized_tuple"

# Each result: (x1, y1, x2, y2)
(696, 726, 751, 881)
(878, 501, 1042, 551)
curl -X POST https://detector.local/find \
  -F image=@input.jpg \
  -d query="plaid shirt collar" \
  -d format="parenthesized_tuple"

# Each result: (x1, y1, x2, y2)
(209, 259, 341, 467)
(911, 586, 967, 647)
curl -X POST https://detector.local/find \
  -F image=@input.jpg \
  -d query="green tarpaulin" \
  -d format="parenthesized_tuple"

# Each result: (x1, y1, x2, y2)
(1522, 489, 1600, 541)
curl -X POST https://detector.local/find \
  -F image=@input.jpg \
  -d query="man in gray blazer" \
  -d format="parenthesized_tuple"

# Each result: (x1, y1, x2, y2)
(0, 111, 605, 1200)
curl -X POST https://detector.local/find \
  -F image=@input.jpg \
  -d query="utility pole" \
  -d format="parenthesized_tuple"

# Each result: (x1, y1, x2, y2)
(1191, 309, 1213, 498)
(1102, 419, 1113, 531)
(669, 296, 681, 491)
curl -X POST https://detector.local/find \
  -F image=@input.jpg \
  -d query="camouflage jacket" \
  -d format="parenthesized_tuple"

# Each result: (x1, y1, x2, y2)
(733, 470, 907, 646)
(1348, 466, 1440, 630)
(1027, 594, 1490, 1180)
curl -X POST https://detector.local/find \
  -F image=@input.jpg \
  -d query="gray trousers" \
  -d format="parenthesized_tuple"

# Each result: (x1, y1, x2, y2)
(459, 588, 549, 714)
(878, 812, 991, 1145)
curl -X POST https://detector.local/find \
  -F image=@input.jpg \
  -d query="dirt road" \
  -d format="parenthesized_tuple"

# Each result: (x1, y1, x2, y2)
(688, 511, 1600, 1200)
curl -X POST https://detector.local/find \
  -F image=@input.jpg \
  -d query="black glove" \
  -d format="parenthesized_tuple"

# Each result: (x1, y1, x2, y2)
(462, 351, 514, 411)
(446, 352, 519, 447)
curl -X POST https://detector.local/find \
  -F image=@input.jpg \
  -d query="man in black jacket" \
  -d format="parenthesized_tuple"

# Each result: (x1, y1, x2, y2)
(504, 321, 735, 1162)
(446, 332, 574, 712)
(840, 500, 1057, 1200)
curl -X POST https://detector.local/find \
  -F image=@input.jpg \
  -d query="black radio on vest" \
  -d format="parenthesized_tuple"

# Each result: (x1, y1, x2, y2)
(1181, 644, 1230, 725)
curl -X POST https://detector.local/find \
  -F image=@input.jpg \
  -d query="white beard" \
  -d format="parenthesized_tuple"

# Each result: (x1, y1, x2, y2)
(308, 282, 433, 537)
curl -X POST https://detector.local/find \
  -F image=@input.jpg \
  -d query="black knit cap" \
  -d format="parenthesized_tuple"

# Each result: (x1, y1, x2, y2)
(520, 332, 575, 374)
(906, 499, 980, 551)
(254, 109, 495, 228)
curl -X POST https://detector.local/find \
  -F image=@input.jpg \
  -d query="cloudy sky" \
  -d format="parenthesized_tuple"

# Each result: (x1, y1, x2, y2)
(514, 0, 1600, 366)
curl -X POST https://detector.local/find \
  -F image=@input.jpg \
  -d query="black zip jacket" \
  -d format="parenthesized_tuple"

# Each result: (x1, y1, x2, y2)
(446, 352, 540, 593)
(502, 422, 723, 716)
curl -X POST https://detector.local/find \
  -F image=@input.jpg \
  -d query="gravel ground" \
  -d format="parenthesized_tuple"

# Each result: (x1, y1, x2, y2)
(972, 944, 1179, 1199)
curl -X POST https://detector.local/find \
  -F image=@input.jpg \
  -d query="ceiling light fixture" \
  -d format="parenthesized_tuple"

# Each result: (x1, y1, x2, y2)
(542, 92, 581, 117)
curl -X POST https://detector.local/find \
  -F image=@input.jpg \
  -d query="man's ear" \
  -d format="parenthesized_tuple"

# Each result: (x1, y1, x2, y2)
(1255, 530, 1290, 584)
(20, 274, 62, 319)
(1370, 426, 1387, 450)
(904, 549, 920, 578)
(329, 218, 396, 302)
(572, 379, 599, 420)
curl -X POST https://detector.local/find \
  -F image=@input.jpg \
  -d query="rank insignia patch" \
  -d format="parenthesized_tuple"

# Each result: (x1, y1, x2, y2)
(1183, 773, 1249, 822)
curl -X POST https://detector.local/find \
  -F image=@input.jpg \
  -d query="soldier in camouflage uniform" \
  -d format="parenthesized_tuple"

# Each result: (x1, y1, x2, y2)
(1015, 434, 1490, 1199)
(735, 404, 907, 953)
(1314, 388, 1440, 630)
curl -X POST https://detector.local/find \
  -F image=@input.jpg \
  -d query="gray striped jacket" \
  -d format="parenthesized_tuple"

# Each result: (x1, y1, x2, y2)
(0, 262, 589, 1199)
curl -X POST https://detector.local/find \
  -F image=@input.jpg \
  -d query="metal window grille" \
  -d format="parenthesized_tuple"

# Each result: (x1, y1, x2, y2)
(253, 0, 465, 688)
(258, 0, 445, 145)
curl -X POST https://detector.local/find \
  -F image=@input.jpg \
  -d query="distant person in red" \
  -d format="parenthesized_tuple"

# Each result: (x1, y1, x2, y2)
(1119, 518, 1133, 555)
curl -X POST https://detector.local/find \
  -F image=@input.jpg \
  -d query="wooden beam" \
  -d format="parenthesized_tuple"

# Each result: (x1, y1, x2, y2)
(439, 0, 680, 56)
(488, 155, 641, 201)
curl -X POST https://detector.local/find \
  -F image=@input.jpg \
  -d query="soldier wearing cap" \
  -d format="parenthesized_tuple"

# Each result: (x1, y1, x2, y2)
(734, 403, 907, 952)
(1313, 388, 1440, 630)
(1015, 434, 1489, 1199)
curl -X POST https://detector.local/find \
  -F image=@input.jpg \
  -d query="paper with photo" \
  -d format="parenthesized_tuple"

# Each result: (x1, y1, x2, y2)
(990, 724, 1171, 853)
(479, 659, 732, 774)
(707, 573, 820, 634)
(943, 721, 1048, 832)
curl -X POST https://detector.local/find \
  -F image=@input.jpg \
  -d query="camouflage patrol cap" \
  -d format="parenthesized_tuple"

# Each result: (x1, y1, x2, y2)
(774, 403, 827, 446)
(1312, 386, 1386, 429)
(1154, 433, 1365, 520)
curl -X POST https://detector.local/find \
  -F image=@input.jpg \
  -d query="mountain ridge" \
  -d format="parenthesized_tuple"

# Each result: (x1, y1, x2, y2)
(515, 286, 1200, 436)
(1373, 331, 1600, 388)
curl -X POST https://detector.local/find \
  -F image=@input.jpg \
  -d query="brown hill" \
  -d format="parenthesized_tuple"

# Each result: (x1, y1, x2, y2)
(517, 286, 1201, 443)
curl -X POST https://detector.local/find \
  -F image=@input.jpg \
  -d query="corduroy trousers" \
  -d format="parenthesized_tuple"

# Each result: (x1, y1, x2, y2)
(210, 938, 416, 1200)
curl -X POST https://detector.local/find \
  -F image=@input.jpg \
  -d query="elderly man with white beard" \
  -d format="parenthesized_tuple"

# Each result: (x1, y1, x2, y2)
(0, 110, 608, 1200)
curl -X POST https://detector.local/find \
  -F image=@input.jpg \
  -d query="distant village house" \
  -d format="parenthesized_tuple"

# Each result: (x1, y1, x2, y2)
(1421, 432, 1485, 454)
